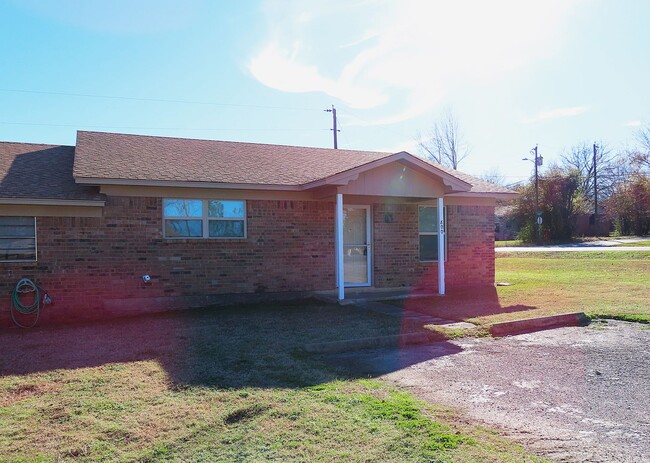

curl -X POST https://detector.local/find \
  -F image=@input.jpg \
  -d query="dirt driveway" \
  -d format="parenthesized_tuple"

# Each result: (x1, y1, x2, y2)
(322, 320, 650, 462)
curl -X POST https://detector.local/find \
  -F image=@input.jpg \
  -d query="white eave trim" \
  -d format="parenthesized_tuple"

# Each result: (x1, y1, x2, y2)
(0, 198, 106, 207)
(75, 177, 304, 191)
(445, 191, 519, 199)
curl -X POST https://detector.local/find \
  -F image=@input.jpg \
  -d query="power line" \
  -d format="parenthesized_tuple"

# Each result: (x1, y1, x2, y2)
(339, 108, 415, 141)
(0, 88, 318, 111)
(0, 121, 328, 132)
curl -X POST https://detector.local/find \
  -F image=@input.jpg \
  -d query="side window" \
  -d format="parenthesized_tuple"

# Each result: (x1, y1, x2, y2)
(163, 199, 203, 238)
(0, 217, 36, 262)
(418, 206, 445, 261)
(163, 199, 246, 239)
(208, 200, 246, 238)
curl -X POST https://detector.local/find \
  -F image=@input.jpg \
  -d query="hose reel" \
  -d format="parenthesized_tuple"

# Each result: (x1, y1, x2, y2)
(10, 278, 52, 328)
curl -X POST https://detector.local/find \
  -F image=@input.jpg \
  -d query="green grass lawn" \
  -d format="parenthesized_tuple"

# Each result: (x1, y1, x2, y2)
(496, 251, 650, 323)
(0, 301, 544, 463)
(400, 251, 650, 327)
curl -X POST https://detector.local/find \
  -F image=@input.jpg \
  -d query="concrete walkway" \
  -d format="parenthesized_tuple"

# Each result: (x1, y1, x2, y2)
(353, 300, 475, 330)
(497, 238, 650, 252)
(497, 245, 650, 252)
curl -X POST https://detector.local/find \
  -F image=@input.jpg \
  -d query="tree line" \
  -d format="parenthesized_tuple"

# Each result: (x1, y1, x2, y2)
(417, 110, 650, 241)
(510, 131, 650, 241)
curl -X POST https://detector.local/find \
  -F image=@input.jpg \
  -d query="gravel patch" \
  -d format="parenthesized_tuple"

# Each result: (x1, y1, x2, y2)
(323, 320, 650, 462)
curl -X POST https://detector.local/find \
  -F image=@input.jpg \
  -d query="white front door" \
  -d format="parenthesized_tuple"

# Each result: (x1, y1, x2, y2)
(343, 206, 371, 286)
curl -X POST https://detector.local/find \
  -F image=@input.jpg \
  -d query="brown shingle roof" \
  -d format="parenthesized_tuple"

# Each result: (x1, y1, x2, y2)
(0, 142, 104, 202)
(74, 131, 392, 186)
(72, 131, 514, 195)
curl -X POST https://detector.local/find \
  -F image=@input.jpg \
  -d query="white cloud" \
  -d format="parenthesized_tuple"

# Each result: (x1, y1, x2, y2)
(522, 106, 589, 124)
(624, 120, 643, 127)
(249, 41, 389, 109)
(249, 0, 583, 125)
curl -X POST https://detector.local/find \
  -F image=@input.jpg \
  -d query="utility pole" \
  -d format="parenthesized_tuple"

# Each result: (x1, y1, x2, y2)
(593, 142, 598, 236)
(523, 145, 543, 244)
(533, 145, 540, 244)
(324, 105, 339, 149)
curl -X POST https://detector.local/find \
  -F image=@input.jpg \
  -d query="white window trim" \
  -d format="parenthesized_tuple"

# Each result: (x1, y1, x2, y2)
(163, 199, 247, 240)
(0, 216, 37, 263)
(418, 205, 447, 263)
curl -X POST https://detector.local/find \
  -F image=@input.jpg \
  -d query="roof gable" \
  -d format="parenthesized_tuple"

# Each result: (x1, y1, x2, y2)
(303, 151, 472, 192)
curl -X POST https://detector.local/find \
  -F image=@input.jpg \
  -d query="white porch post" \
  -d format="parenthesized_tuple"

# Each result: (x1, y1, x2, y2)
(437, 196, 446, 295)
(336, 193, 345, 301)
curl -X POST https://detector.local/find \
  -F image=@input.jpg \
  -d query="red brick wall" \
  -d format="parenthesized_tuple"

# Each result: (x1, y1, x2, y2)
(1, 197, 494, 324)
(446, 205, 496, 287)
(1, 197, 335, 324)
(372, 203, 495, 290)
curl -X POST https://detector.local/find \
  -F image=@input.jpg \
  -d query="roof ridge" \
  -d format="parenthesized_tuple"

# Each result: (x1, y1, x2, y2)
(0, 140, 73, 148)
(76, 130, 393, 156)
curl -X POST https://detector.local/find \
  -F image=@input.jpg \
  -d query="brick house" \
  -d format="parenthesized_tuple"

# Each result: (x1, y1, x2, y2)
(0, 131, 515, 324)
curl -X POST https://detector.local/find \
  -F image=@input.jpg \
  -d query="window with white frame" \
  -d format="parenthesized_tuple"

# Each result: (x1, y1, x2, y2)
(163, 199, 246, 238)
(0, 216, 36, 262)
(418, 206, 445, 261)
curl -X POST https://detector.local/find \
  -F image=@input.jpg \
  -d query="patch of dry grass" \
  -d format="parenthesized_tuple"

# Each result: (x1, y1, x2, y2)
(0, 301, 544, 462)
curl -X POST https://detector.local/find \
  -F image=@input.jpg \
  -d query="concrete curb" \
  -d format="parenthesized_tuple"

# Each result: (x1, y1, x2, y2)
(303, 332, 430, 354)
(489, 312, 590, 337)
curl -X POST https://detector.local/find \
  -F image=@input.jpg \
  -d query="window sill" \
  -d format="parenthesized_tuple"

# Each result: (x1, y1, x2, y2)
(163, 237, 247, 241)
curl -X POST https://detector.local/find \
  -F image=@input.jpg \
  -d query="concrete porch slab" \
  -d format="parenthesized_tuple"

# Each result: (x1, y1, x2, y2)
(313, 287, 438, 305)
(314, 287, 476, 332)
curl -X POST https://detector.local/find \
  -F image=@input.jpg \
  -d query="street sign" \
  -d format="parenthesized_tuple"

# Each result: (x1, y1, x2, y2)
(537, 216, 543, 225)
(536, 210, 543, 217)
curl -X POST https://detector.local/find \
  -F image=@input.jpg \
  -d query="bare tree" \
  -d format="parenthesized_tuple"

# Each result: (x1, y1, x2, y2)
(560, 142, 621, 205)
(479, 168, 506, 186)
(632, 125, 650, 173)
(417, 108, 470, 170)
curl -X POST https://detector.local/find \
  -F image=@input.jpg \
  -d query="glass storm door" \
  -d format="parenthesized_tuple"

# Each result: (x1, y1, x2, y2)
(343, 206, 371, 286)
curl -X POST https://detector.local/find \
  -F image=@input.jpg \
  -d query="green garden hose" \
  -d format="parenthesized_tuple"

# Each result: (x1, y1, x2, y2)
(10, 278, 42, 328)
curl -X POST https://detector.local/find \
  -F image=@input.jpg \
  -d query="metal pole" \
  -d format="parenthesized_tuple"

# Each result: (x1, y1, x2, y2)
(336, 193, 344, 301)
(534, 145, 540, 244)
(593, 143, 598, 235)
(332, 105, 338, 149)
(437, 197, 445, 295)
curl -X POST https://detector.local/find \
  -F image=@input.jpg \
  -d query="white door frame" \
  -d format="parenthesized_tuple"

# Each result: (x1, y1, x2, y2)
(343, 204, 372, 287)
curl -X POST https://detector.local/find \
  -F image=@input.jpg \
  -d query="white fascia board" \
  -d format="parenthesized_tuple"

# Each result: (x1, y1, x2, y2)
(446, 191, 519, 199)
(75, 177, 304, 191)
(0, 198, 106, 207)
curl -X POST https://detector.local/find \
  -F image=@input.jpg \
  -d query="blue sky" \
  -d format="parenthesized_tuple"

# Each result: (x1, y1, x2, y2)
(1, 0, 649, 184)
